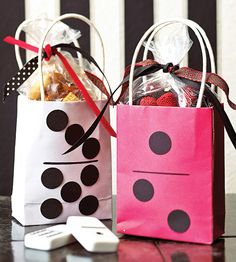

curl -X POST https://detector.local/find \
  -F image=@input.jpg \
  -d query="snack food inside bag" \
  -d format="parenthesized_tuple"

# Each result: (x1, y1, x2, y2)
(18, 51, 106, 102)
(120, 24, 219, 107)
(17, 17, 107, 102)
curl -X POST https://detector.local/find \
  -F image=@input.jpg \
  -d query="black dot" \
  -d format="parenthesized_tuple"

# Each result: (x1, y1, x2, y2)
(171, 252, 190, 262)
(81, 165, 99, 186)
(82, 138, 100, 159)
(79, 195, 99, 215)
(40, 198, 62, 219)
(61, 182, 81, 203)
(46, 110, 68, 132)
(41, 168, 63, 189)
(133, 179, 154, 202)
(149, 131, 172, 155)
(168, 210, 190, 233)
(65, 124, 84, 145)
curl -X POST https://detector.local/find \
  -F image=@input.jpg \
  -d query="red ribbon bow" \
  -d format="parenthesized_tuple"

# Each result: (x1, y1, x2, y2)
(4, 36, 116, 138)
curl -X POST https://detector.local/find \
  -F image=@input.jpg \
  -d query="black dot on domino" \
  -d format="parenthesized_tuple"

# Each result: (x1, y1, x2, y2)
(149, 131, 172, 155)
(82, 138, 100, 159)
(46, 110, 68, 132)
(40, 198, 62, 219)
(65, 124, 84, 145)
(133, 179, 154, 202)
(61, 182, 81, 203)
(168, 209, 190, 233)
(41, 168, 63, 189)
(81, 165, 99, 186)
(79, 195, 99, 215)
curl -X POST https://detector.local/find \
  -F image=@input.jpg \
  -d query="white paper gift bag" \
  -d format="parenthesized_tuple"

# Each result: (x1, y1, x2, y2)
(12, 97, 112, 225)
(5, 14, 114, 225)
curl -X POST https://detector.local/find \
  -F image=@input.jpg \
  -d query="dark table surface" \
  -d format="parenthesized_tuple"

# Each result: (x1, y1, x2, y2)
(0, 194, 236, 262)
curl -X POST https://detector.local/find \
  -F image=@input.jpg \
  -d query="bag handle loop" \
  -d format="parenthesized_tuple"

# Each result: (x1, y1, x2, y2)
(128, 18, 207, 108)
(37, 13, 105, 101)
(143, 19, 216, 91)
(14, 17, 82, 69)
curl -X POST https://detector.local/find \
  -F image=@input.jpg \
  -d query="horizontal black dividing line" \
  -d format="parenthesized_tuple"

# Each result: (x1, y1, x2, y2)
(43, 160, 98, 165)
(133, 170, 190, 176)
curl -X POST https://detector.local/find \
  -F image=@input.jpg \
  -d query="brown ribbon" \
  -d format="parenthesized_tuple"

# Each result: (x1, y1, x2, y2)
(117, 59, 236, 110)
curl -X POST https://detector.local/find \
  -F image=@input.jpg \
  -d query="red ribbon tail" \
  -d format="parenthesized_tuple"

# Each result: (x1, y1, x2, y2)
(4, 36, 116, 137)
(4, 36, 39, 53)
(55, 50, 117, 137)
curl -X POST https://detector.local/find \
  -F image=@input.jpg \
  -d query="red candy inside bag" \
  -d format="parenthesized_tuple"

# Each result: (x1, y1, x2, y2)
(120, 70, 206, 107)
(120, 24, 214, 107)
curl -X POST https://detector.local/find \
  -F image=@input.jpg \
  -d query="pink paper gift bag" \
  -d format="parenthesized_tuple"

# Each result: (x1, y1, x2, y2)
(116, 19, 229, 244)
(116, 105, 224, 244)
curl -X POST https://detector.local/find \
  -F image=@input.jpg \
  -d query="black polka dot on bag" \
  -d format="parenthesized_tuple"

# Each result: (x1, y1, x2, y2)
(40, 109, 101, 220)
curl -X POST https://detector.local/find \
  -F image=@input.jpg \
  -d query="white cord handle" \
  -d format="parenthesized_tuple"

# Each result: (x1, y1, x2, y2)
(128, 19, 207, 108)
(143, 19, 216, 91)
(14, 17, 81, 69)
(38, 13, 105, 100)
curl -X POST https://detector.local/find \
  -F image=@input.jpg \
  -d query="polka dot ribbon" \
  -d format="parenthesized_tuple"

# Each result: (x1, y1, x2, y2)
(4, 56, 38, 99)
(3, 36, 116, 138)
